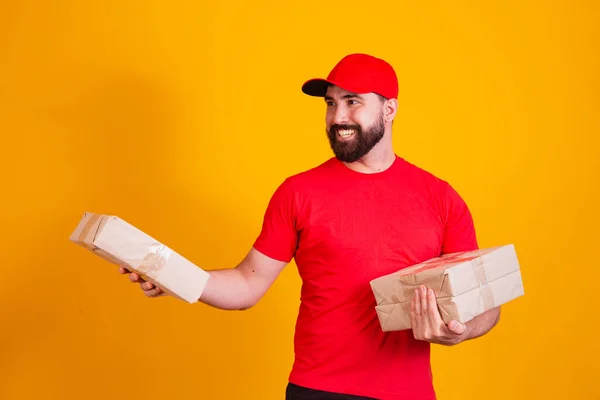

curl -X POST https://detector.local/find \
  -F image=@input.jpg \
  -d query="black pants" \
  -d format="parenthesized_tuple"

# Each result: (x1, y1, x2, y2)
(285, 383, 377, 400)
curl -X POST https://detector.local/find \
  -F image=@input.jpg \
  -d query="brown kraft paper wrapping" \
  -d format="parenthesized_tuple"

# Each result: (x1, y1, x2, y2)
(70, 212, 210, 303)
(370, 244, 524, 331)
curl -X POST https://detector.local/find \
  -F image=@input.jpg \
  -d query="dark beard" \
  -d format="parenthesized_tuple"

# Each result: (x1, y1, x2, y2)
(326, 117, 385, 163)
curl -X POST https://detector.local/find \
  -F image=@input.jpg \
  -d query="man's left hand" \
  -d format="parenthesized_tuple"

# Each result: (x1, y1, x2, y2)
(410, 285, 469, 346)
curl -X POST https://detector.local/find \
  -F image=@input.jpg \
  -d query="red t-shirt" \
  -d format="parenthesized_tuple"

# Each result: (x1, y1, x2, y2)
(253, 155, 478, 400)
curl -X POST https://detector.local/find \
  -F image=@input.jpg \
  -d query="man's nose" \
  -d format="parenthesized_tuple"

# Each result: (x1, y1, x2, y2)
(332, 105, 350, 124)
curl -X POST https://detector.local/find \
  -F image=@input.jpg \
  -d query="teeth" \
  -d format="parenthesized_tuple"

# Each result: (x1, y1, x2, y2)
(338, 129, 355, 138)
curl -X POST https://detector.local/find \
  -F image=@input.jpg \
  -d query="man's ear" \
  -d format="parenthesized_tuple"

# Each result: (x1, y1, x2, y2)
(384, 98, 398, 123)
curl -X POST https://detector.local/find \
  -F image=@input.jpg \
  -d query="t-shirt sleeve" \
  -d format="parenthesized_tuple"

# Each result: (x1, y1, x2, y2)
(252, 179, 298, 263)
(440, 182, 479, 254)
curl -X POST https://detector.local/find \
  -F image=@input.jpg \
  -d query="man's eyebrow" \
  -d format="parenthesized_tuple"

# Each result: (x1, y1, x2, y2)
(324, 93, 362, 101)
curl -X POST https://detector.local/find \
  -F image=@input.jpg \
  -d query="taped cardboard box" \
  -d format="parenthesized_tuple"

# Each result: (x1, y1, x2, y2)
(70, 212, 210, 303)
(370, 245, 524, 332)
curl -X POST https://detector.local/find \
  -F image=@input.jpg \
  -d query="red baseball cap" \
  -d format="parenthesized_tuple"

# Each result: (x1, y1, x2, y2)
(302, 53, 398, 99)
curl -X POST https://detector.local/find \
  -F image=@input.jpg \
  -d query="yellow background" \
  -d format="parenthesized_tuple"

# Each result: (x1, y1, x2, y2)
(1, 1, 598, 399)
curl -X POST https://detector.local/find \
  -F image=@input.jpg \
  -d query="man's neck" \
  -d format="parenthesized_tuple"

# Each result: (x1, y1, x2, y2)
(342, 140, 396, 174)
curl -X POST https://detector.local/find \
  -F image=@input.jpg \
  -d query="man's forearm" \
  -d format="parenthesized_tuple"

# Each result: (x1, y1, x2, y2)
(198, 268, 254, 311)
(463, 306, 501, 341)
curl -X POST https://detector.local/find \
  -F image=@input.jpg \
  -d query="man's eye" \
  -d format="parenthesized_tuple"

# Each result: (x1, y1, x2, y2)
(326, 101, 335, 106)
(348, 100, 359, 105)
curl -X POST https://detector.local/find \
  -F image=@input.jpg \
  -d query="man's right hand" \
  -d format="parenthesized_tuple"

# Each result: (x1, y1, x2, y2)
(119, 266, 165, 298)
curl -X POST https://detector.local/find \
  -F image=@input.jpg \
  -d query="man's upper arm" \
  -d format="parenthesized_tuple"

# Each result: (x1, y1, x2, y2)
(237, 178, 298, 304)
(236, 247, 289, 304)
(441, 182, 479, 254)
(253, 178, 298, 262)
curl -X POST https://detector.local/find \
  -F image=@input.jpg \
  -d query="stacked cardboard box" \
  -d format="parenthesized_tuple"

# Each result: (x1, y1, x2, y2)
(370, 245, 524, 331)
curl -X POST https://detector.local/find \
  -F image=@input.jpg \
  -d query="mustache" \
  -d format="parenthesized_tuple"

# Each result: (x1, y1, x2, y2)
(328, 124, 362, 135)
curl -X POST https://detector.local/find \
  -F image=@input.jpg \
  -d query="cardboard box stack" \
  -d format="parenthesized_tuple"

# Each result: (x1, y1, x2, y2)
(370, 245, 524, 331)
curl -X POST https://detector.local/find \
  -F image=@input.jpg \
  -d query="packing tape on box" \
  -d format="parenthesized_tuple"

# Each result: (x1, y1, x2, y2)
(79, 213, 102, 251)
(480, 284, 496, 311)
(472, 257, 488, 286)
(472, 258, 496, 311)
(137, 244, 172, 280)
(77, 213, 171, 279)
(77, 214, 125, 266)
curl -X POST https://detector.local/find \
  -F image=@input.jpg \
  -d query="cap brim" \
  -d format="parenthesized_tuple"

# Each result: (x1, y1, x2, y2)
(301, 78, 331, 97)
(302, 78, 376, 98)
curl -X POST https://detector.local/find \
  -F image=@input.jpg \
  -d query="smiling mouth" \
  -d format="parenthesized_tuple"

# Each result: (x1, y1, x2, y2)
(337, 129, 356, 139)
